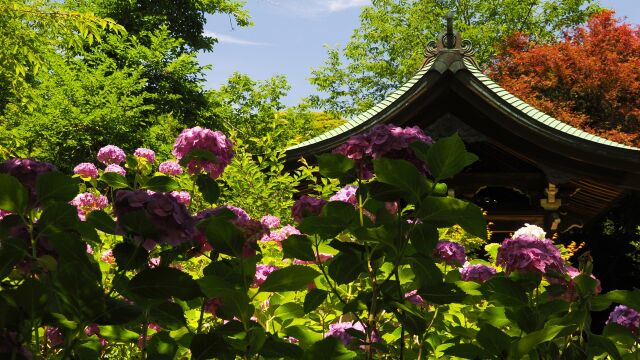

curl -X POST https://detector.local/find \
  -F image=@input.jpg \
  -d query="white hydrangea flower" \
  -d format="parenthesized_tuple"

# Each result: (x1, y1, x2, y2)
(512, 223, 546, 240)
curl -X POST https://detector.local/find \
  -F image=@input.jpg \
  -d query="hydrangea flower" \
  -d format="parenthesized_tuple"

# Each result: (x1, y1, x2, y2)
(46, 327, 64, 347)
(253, 264, 279, 287)
(97, 145, 126, 165)
(293, 253, 334, 265)
(330, 185, 358, 205)
(333, 124, 433, 179)
(195, 206, 267, 258)
(326, 321, 379, 346)
(0, 210, 12, 220)
(459, 263, 497, 283)
(433, 241, 466, 266)
(0, 158, 56, 206)
(70, 192, 108, 220)
(172, 127, 233, 179)
(104, 164, 126, 176)
(204, 298, 222, 315)
(607, 305, 640, 334)
(73, 162, 99, 179)
(85, 324, 108, 347)
(101, 249, 115, 264)
(549, 266, 602, 301)
(260, 215, 281, 229)
(405, 290, 427, 307)
(170, 191, 191, 206)
(159, 161, 183, 176)
(134, 148, 156, 163)
(291, 196, 327, 223)
(496, 236, 565, 275)
(512, 223, 546, 241)
(114, 190, 195, 248)
(260, 225, 301, 245)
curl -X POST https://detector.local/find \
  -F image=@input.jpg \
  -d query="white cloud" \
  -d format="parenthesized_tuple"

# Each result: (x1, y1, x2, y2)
(263, 0, 370, 17)
(326, 0, 370, 12)
(204, 31, 272, 46)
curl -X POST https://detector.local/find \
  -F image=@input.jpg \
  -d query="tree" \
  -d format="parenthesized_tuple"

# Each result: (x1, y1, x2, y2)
(490, 10, 640, 146)
(308, 0, 600, 117)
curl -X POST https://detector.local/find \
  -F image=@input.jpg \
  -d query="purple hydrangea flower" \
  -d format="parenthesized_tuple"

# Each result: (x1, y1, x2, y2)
(548, 266, 602, 301)
(172, 127, 233, 179)
(204, 298, 222, 315)
(329, 185, 358, 206)
(326, 321, 379, 346)
(0, 158, 56, 206)
(170, 191, 191, 206)
(459, 263, 497, 283)
(73, 162, 99, 179)
(0, 210, 12, 220)
(97, 145, 126, 165)
(114, 190, 195, 248)
(496, 236, 565, 275)
(196, 205, 268, 257)
(433, 241, 467, 266)
(607, 305, 640, 334)
(291, 196, 327, 223)
(70, 192, 109, 221)
(159, 161, 183, 176)
(293, 253, 334, 265)
(333, 124, 433, 178)
(260, 224, 301, 245)
(405, 290, 427, 307)
(46, 327, 64, 347)
(104, 164, 126, 176)
(253, 264, 279, 287)
(260, 215, 281, 229)
(134, 148, 156, 163)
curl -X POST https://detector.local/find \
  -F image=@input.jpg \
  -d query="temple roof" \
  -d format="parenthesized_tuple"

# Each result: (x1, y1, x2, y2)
(285, 24, 640, 190)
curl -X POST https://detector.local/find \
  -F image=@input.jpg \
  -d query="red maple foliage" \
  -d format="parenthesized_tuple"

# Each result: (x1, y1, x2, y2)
(490, 10, 640, 146)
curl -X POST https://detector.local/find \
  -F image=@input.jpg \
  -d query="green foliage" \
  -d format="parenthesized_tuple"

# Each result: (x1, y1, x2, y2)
(308, 0, 600, 117)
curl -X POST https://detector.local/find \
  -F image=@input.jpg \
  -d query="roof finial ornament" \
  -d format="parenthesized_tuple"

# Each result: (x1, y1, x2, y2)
(445, 11, 455, 49)
(423, 11, 479, 68)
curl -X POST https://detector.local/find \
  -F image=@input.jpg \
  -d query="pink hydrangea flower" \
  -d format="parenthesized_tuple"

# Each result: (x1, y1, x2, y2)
(433, 241, 467, 266)
(496, 236, 565, 275)
(97, 145, 125, 165)
(46, 327, 64, 347)
(148, 257, 161, 268)
(326, 321, 379, 347)
(101, 250, 115, 264)
(405, 290, 427, 307)
(104, 164, 126, 176)
(293, 253, 334, 265)
(134, 148, 155, 163)
(172, 127, 233, 179)
(159, 161, 183, 176)
(291, 196, 327, 223)
(607, 305, 640, 334)
(459, 263, 496, 283)
(253, 264, 279, 287)
(204, 298, 222, 315)
(549, 266, 602, 301)
(73, 162, 99, 179)
(0, 210, 12, 220)
(260, 224, 301, 245)
(70, 192, 109, 221)
(260, 215, 281, 229)
(170, 191, 191, 206)
(330, 185, 358, 205)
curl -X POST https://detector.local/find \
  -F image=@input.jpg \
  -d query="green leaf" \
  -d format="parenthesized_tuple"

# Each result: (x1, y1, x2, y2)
(95, 298, 142, 325)
(304, 289, 328, 313)
(129, 267, 201, 300)
(112, 242, 147, 271)
(317, 153, 355, 179)
(99, 172, 129, 189)
(480, 277, 528, 306)
(0, 174, 28, 213)
(516, 325, 568, 355)
(149, 302, 187, 330)
(284, 325, 323, 348)
(259, 336, 304, 359)
(476, 323, 511, 357)
(409, 223, 439, 255)
(196, 175, 220, 204)
(282, 235, 315, 261)
(147, 331, 178, 360)
(421, 133, 478, 182)
(142, 176, 179, 192)
(259, 265, 320, 293)
(38, 203, 79, 235)
(274, 302, 304, 321)
(197, 217, 245, 257)
(373, 158, 427, 202)
(0, 237, 27, 279)
(118, 210, 158, 238)
(328, 250, 367, 285)
(190, 332, 228, 360)
(99, 326, 140, 341)
(417, 196, 487, 240)
(588, 333, 621, 360)
(303, 336, 357, 360)
(36, 171, 78, 204)
(85, 210, 117, 234)
(299, 202, 357, 238)
(443, 343, 490, 359)
(197, 275, 252, 320)
(420, 282, 466, 304)
(410, 254, 443, 288)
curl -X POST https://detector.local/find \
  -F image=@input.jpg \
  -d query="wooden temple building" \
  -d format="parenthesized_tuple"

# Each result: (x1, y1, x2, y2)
(285, 17, 640, 240)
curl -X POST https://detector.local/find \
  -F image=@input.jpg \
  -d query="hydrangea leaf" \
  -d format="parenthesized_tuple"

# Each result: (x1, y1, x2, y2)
(587, 333, 622, 360)
(36, 171, 79, 204)
(112, 242, 148, 271)
(328, 250, 367, 285)
(85, 210, 117, 234)
(99, 172, 129, 189)
(409, 223, 439, 255)
(258, 265, 320, 293)
(303, 336, 357, 360)
(417, 196, 487, 240)
(480, 277, 528, 306)
(282, 235, 315, 261)
(147, 331, 178, 360)
(38, 203, 80, 235)
(304, 289, 328, 314)
(476, 323, 512, 357)
(95, 298, 143, 325)
(0, 237, 28, 279)
(129, 267, 201, 300)
(0, 174, 28, 214)
(317, 153, 355, 179)
(515, 325, 569, 355)
(196, 175, 220, 204)
(420, 133, 478, 182)
(410, 254, 442, 288)
(197, 216, 245, 257)
(99, 326, 140, 342)
(142, 176, 179, 192)
(274, 302, 304, 322)
(373, 158, 428, 203)
(420, 282, 467, 305)
(443, 343, 491, 359)
(190, 332, 228, 360)
(259, 336, 304, 359)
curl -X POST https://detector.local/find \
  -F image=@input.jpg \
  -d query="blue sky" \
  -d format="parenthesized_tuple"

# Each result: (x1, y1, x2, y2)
(198, 0, 640, 106)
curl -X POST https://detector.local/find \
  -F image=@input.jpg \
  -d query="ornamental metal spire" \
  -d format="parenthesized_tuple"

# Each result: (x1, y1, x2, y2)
(423, 12, 478, 68)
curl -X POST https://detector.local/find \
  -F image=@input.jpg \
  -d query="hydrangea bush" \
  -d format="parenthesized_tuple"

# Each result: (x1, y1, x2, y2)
(0, 125, 638, 359)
